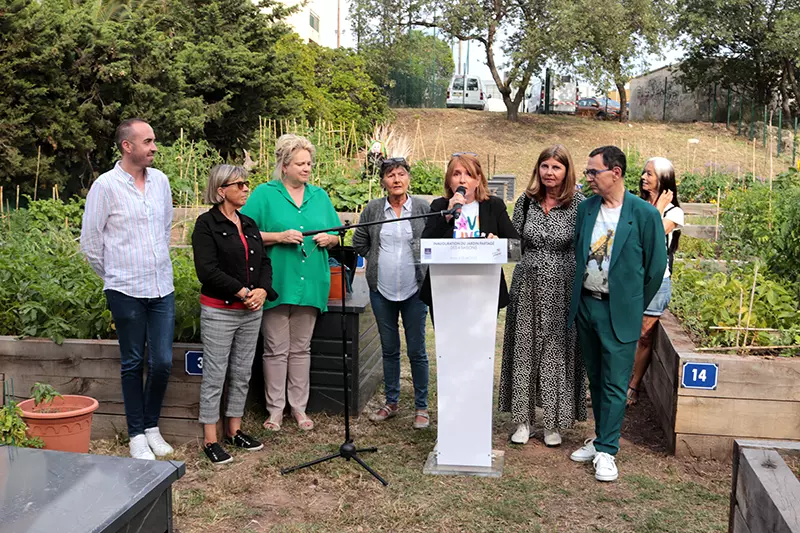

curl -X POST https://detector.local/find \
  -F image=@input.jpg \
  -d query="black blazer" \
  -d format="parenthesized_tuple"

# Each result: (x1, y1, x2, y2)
(420, 195, 519, 309)
(192, 206, 278, 304)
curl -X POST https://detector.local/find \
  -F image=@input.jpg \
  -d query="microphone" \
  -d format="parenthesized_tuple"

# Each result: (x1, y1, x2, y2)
(452, 186, 467, 219)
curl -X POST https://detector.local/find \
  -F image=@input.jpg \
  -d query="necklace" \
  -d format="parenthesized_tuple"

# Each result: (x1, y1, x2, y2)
(222, 210, 239, 225)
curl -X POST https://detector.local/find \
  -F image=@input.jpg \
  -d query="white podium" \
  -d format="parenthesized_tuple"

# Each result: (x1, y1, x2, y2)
(420, 238, 513, 477)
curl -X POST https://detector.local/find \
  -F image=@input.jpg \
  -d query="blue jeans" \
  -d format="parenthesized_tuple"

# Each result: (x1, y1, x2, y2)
(105, 290, 175, 438)
(369, 290, 429, 410)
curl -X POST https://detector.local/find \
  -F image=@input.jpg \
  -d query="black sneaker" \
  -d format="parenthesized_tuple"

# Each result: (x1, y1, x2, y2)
(224, 430, 264, 451)
(203, 442, 233, 465)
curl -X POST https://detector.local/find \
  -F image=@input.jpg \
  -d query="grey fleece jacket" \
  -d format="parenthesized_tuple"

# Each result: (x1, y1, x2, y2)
(352, 195, 431, 294)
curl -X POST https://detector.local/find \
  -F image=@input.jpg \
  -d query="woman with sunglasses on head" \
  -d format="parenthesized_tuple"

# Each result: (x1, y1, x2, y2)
(241, 134, 341, 433)
(626, 157, 683, 406)
(498, 145, 587, 447)
(352, 155, 432, 429)
(420, 152, 519, 316)
(192, 164, 279, 465)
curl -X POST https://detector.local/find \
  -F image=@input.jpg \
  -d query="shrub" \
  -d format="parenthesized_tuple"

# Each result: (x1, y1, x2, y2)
(0, 203, 201, 343)
(671, 261, 800, 350)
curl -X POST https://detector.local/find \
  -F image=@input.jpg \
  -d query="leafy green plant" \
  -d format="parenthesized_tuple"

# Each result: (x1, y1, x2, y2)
(676, 172, 733, 203)
(410, 160, 445, 196)
(31, 382, 63, 408)
(0, 402, 45, 448)
(1, 381, 44, 448)
(676, 236, 717, 259)
(671, 261, 800, 351)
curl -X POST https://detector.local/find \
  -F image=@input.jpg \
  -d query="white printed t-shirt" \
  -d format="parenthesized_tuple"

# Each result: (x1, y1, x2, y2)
(582, 204, 622, 294)
(453, 201, 480, 238)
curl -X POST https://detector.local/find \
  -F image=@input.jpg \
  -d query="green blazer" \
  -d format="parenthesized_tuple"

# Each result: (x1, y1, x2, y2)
(567, 191, 667, 343)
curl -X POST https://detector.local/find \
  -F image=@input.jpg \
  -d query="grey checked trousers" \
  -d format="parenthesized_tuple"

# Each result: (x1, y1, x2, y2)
(198, 304, 262, 424)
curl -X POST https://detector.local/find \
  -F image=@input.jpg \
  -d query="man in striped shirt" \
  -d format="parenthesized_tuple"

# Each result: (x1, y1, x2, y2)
(81, 118, 176, 460)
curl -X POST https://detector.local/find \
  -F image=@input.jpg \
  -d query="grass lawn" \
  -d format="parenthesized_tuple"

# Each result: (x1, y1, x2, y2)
(91, 267, 732, 532)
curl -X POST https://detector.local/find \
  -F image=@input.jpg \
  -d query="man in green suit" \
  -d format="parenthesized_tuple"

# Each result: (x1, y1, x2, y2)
(567, 146, 667, 481)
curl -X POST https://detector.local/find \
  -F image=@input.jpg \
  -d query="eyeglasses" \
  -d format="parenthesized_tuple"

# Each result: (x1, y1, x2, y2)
(220, 180, 250, 190)
(299, 242, 319, 258)
(451, 152, 478, 158)
(582, 168, 612, 179)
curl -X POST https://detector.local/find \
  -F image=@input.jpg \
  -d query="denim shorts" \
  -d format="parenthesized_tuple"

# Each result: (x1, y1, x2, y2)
(644, 277, 672, 316)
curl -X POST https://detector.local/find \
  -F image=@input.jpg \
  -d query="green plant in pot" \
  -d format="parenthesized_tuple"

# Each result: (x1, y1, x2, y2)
(18, 382, 100, 453)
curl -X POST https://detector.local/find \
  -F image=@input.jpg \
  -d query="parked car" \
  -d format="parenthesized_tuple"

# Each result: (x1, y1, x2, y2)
(446, 75, 487, 110)
(576, 97, 620, 119)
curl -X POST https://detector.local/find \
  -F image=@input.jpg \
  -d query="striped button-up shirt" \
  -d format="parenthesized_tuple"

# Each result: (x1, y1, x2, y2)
(80, 161, 174, 298)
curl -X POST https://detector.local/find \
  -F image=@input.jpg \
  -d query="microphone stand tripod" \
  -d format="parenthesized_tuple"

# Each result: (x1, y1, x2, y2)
(279, 208, 454, 486)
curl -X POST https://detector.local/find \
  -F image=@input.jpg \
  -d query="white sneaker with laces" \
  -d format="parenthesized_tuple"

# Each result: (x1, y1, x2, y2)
(570, 438, 597, 462)
(510, 423, 530, 444)
(129, 434, 156, 460)
(543, 429, 562, 447)
(144, 427, 174, 457)
(593, 452, 618, 481)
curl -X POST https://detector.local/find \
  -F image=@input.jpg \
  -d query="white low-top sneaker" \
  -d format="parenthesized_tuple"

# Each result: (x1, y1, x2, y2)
(543, 430, 562, 447)
(144, 427, 174, 456)
(510, 423, 530, 444)
(593, 452, 618, 482)
(129, 434, 156, 460)
(570, 438, 597, 462)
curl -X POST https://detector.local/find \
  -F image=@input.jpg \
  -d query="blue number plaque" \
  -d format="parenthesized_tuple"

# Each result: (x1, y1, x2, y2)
(681, 362, 718, 390)
(185, 350, 203, 376)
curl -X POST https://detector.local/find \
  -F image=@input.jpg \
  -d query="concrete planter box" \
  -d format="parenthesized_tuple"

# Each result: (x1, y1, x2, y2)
(0, 276, 382, 444)
(729, 440, 800, 533)
(644, 312, 800, 460)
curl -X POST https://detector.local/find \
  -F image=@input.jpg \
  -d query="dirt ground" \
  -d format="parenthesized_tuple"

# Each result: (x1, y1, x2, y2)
(393, 108, 791, 191)
(92, 310, 733, 533)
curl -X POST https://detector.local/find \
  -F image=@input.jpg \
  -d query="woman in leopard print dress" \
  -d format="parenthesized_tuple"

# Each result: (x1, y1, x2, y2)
(499, 145, 587, 446)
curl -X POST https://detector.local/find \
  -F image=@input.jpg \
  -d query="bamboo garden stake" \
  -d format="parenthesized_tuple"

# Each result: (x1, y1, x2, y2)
(714, 188, 721, 241)
(734, 288, 744, 350)
(741, 263, 759, 348)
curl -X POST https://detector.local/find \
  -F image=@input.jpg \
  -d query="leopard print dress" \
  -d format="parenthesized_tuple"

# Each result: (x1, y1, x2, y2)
(498, 192, 587, 430)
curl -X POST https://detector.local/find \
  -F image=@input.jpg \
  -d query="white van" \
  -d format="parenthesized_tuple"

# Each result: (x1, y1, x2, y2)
(446, 75, 487, 110)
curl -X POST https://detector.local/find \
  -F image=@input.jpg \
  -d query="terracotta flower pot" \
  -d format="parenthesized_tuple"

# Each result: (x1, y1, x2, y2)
(19, 395, 99, 453)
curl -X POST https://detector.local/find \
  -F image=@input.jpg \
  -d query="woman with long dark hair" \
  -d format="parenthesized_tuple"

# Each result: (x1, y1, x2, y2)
(627, 157, 684, 405)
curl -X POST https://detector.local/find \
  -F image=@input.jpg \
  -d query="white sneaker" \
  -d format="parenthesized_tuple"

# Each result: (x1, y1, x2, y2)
(570, 438, 597, 462)
(144, 427, 174, 457)
(129, 434, 156, 460)
(510, 423, 530, 444)
(593, 452, 618, 481)
(543, 430, 562, 447)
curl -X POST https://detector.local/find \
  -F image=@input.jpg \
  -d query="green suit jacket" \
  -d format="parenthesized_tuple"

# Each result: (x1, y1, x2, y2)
(567, 191, 667, 343)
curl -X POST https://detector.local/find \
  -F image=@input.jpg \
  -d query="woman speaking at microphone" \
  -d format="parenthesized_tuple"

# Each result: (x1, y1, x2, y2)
(420, 152, 519, 317)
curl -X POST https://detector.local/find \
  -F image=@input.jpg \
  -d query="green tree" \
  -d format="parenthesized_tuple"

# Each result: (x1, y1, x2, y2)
(677, 0, 799, 119)
(274, 34, 390, 135)
(565, 0, 673, 121)
(427, 0, 568, 121)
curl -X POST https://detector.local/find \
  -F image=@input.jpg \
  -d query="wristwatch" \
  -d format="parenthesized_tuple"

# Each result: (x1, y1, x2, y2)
(240, 288, 251, 301)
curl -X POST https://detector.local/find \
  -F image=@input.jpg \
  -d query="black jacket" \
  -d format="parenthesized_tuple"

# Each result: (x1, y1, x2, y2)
(192, 206, 278, 304)
(420, 195, 519, 309)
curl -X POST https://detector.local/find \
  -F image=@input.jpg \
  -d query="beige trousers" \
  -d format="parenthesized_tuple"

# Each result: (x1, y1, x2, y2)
(261, 304, 318, 419)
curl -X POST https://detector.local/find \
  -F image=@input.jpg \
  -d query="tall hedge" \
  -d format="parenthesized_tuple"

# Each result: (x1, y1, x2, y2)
(0, 0, 389, 197)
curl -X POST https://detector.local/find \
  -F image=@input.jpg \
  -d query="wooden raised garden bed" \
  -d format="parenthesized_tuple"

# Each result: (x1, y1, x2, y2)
(0, 275, 382, 444)
(644, 312, 800, 460)
(729, 439, 800, 533)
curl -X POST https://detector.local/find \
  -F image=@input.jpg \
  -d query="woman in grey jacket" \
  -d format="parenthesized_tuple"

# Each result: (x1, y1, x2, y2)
(352, 157, 431, 429)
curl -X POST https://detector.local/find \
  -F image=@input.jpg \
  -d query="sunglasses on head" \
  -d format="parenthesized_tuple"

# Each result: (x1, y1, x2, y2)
(379, 157, 409, 173)
(220, 180, 250, 190)
(451, 152, 478, 158)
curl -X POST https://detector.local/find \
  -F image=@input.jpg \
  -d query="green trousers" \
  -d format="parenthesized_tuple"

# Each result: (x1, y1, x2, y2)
(575, 294, 638, 455)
